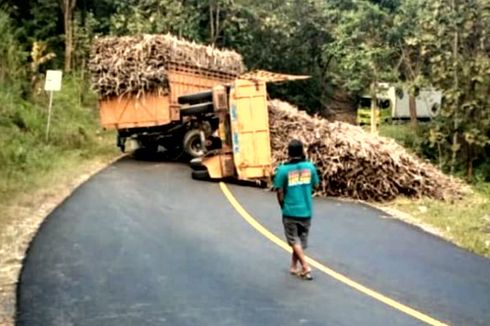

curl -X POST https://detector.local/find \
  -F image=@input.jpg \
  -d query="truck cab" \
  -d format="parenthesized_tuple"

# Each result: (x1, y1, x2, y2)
(184, 71, 309, 184)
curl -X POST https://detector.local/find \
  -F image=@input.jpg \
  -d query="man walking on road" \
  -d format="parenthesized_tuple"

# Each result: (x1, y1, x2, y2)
(273, 139, 320, 280)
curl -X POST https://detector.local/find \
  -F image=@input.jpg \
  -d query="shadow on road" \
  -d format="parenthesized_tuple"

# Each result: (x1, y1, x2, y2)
(125, 149, 269, 190)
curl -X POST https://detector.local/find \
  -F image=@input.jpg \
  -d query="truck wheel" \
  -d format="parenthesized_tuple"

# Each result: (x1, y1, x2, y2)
(191, 170, 210, 180)
(178, 90, 213, 105)
(184, 129, 206, 157)
(190, 158, 207, 171)
(180, 102, 214, 116)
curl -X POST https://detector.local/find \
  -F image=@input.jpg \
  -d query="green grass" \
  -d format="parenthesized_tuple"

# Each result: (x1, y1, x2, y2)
(387, 186, 490, 257)
(365, 122, 433, 159)
(0, 74, 118, 206)
(0, 74, 119, 323)
(377, 123, 421, 149)
(373, 121, 490, 257)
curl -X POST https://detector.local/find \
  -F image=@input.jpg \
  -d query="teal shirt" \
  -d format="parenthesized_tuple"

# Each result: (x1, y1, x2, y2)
(273, 161, 320, 218)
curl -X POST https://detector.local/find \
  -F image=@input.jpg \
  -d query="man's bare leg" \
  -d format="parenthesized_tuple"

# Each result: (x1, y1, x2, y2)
(292, 243, 310, 272)
(290, 251, 300, 273)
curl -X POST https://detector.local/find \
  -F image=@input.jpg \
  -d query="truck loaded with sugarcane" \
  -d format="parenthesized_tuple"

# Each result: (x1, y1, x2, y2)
(88, 34, 461, 201)
(88, 33, 308, 185)
(88, 34, 244, 159)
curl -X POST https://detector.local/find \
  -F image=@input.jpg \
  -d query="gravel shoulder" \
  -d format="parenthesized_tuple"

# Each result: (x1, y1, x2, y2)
(0, 154, 121, 326)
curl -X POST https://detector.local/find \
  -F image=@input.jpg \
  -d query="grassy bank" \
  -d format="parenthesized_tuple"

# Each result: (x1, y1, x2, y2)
(0, 74, 118, 215)
(381, 184, 490, 257)
(373, 123, 490, 257)
(0, 74, 119, 323)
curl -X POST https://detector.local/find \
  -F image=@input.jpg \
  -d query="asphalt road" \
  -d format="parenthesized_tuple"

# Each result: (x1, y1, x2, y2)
(17, 158, 490, 326)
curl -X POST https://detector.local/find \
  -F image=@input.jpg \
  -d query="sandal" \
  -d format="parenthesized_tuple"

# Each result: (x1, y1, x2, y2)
(289, 268, 300, 276)
(299, 269, 313, 281)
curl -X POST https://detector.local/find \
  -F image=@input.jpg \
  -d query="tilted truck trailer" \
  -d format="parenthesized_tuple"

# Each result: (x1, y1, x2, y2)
(88, 34, 244, 159)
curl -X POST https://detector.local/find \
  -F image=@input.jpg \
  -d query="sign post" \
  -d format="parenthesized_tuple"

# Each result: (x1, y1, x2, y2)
(44, 70, 62, 141)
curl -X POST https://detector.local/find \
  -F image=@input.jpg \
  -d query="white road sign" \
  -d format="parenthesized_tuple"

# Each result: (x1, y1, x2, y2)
(44, 70, 63, 91)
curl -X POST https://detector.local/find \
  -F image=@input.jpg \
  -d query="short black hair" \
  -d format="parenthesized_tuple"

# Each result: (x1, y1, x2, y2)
(288, 139, 305, 159)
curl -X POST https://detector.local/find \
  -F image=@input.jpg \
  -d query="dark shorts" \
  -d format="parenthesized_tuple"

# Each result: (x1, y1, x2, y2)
(282, 217, 311, 249)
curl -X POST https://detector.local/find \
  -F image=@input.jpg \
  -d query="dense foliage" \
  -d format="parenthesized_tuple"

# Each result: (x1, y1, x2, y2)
(1, 0, 489, 180)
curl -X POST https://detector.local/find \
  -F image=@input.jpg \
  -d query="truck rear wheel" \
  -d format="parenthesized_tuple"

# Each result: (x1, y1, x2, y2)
(183, 129, 205, 157)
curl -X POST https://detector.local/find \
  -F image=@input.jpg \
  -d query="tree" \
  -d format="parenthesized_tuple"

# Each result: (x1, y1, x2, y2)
(415, 0, 490, 178)
(393, 0, 426, 129)
(0, 9, 27, 88)
(109, 0, 199, 39)
(207, 0, 229, 45)
(324, 0, 399, 132)
(214, 0, 338, 113)
(59, 0, 77, 72)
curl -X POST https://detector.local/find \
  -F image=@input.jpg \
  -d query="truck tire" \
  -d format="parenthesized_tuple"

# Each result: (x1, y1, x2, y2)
(180, 102, 214, 116)
(191, 170, 210, 180)
(178, 91, 213, 105)
(183, 129, 205, 157)
(190, 158, 207, 171)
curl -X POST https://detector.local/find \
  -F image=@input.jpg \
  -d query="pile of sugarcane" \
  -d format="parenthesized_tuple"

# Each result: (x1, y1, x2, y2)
(88, 33, 244, 99)
(268, 100, 464, 201)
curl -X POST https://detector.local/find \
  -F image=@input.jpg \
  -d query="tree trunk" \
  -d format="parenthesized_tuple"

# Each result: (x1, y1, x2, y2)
(64, 10, 72, 72)
(209, 0, 215, 45)
(370, 82, 378, 134)
(450, 0, 459, 175)
(466, 143, 473, 182)
(215, 4, 220, 44)
(409, 94, 417, 128)
(319, 54, 333, 115)
(208, 0, 222, 45)
(60, 0, 77, 72)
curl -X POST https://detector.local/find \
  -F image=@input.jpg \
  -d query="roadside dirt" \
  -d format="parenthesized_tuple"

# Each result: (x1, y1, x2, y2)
(0, 154, 122, 326)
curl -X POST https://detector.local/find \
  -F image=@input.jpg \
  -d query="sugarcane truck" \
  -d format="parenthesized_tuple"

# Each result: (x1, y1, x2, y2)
(97, 63, 308, 183)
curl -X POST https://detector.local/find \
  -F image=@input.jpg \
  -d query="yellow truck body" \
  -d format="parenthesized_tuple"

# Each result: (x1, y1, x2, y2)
(198, 78, 272, 181)
(228, 79, 272, 180)
(194, 71, 310, 183)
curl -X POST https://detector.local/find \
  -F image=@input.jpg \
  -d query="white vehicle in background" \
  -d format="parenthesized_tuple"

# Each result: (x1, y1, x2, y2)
(357, 83, 443, 124)
(390, 87, 442, 119)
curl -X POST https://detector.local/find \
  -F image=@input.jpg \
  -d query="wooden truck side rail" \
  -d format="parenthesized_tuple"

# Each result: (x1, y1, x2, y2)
(99, 62, 238, 130)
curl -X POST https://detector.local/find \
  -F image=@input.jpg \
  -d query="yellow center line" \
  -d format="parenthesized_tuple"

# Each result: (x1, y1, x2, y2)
(219, 182, 449, 326)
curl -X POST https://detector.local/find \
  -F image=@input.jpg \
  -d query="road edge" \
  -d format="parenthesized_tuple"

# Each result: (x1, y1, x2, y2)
(0, 153, 124, 326)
